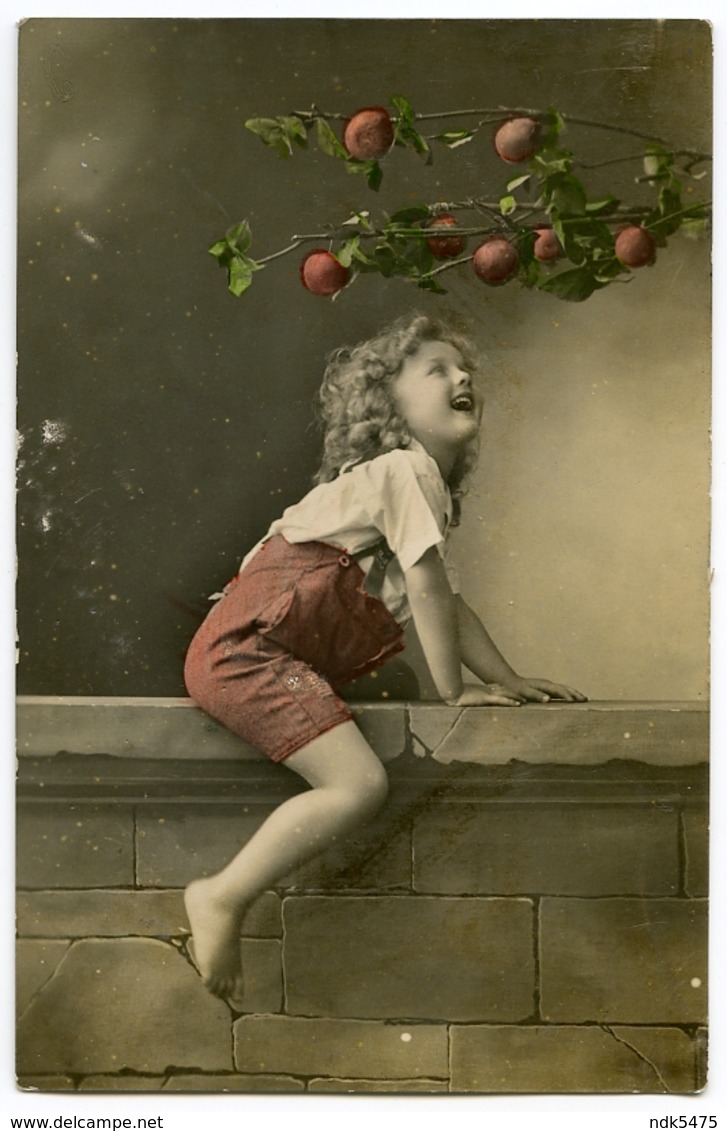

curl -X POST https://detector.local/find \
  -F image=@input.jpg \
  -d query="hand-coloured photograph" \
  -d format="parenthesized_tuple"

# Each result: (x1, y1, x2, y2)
(15, 17, 711, 1095)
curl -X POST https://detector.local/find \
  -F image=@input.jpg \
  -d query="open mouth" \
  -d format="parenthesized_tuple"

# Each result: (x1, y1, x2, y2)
(451, 393, 474, 412)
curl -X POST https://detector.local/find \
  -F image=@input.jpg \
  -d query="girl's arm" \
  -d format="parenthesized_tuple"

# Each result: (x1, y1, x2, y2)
(456, 595, 587, 703)
(404, 548, 523, 707)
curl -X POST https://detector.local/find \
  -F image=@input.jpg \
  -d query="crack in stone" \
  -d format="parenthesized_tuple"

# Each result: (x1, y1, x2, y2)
(601, 1024, 672, 1092)
(409, 708, 465, 762)
(16, 941, 73, 1026)
(435, 709, 466, 757)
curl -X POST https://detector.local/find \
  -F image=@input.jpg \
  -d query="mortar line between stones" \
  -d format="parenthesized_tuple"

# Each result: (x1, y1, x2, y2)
(446, 1022, 453, 1092)
(532, 897, 542, 1021)
(677, 808, 688, 897)
(132, 802, 139, 889)
(600, 1024, 672, 1092)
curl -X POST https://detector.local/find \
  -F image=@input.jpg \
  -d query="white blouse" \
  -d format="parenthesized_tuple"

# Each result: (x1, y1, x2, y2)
(239, 439, 460, 625)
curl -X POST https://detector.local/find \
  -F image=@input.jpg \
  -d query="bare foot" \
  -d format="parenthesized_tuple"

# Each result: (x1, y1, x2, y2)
(184, 877, 245, 1001)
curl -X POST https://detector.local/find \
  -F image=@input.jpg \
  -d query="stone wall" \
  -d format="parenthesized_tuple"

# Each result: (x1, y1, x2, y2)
(16, 698, 708, 1095)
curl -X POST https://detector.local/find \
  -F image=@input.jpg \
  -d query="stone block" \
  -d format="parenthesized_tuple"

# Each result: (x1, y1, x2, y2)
(234, 1015, 448, 1079)
(349, 704, 407, 764)
(283, 895, 534, 1021)
(240, 892, 283, 937)
(540, 898, 708, 1023)
(683, 810, 709, 896)
(16, 890, 187, 939)
(77, 1076, 166, 1092)
(161, 1074, 305, 1092)
(237, 939, 282, 1014)
(16, 938, 233, 1075)
(282, 808, 412, 892)
(16, 697, 408, 764)
(409, 703, 707, 767)
(17, 1076, 77, 1092)
(16, 695, 257, 761)
(695, 1027, 708, 1091)
(450, 1024, 696, 1093)
(16, 941, 71, 1018)
(136, 806, 270, 886)
(414, 804, 679, 896)
(611, 1026, 698, 1092)
(15, 888, 281, 940)
(17, 804, 134, 889)
(308, 1077, 448, 1093)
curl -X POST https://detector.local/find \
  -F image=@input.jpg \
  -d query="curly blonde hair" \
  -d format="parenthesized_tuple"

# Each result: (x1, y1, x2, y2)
(313, 312, 480, 524)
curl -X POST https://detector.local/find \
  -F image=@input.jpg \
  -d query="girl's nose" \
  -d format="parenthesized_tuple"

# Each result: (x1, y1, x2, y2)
(454, 369, 472, 388)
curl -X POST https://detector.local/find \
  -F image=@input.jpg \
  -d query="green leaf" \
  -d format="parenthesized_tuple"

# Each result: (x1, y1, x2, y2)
(245, 115, 306, 158)
(592, 257, 629, 283)
(336, 236, 360, 269)
(341, 210, 371, 228)
(209, 239, 230, 260)
(540, 106, 565, 149)
(209, 220, 254, 263)
(546, 172, 587, 217)
(389, 205, 431, 226)
(435, 130, 474, 149)
(390, 93, 415, 125)
(533, 152, 573, 178)
(643, 144, 674, 181)
(507, 174, 531, 192)
(226, 219, 253, 254)
(315, 117, 348, 159)
(346, 158, 384, 191)
(646, 184, 686, 240)
(417, 275, 448, 294)
(280, 116, 307, 147)
(227, 254, 264, 298)
(585, 195, 620, 215)
(390, 93, 430, 159)
(372, 244, 398, 277)
(499, 194, 517, 217)
(552, 216, 614, 267)
(551, 217, 582, 264)
(538, 265, 604, 302)
(680, 204, 709, 238)
(519, 256, 542, 289)
(513, 226, 537, 261)
(408, 128, 432, 157)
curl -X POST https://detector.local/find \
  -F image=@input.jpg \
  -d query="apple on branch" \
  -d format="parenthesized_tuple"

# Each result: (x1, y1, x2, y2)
(342, 107, 395, 160)
(300, 249, 350, 296)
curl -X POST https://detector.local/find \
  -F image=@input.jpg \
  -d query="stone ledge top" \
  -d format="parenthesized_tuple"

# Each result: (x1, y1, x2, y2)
(16, 696, 708, 767)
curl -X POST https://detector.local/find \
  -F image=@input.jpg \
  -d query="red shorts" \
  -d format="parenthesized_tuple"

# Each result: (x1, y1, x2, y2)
(183, 536, 405, 762)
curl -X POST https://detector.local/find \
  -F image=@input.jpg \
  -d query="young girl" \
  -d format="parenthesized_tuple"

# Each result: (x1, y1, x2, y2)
(183, 311, 586, 1001)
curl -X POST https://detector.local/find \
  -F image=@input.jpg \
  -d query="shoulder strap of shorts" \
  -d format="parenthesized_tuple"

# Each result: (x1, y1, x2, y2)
(350, 535, 395, 595)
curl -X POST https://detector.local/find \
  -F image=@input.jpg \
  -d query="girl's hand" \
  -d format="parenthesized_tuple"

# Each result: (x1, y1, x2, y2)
(507, 676, 588, 703)
(444, 683, 524, 707)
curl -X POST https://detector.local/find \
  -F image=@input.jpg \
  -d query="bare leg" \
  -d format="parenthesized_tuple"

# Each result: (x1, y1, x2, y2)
(184, 720, 388, 1000)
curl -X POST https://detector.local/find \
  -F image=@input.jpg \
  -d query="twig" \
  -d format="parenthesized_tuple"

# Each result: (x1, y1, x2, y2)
(293, 104, 708, 160)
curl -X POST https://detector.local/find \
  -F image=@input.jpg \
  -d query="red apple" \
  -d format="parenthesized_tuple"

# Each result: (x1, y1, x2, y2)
(494, 117, 541, 163)
(473, 238, 519, 285)
(300, 250, 350, 296)
(614, 225, 656, 267)
(533, 226, 562, 261)
(342, 107, 395, 160)
(426, 214, 466, 259)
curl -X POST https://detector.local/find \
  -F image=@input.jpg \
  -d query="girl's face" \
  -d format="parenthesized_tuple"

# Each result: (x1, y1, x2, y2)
(392, 339, 482, 470)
